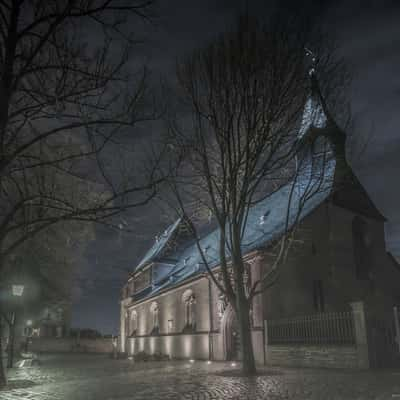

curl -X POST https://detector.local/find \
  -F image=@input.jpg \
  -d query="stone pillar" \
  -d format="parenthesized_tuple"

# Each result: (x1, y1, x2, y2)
(350, 301, 369, 369)
(120, 301, 126, 353)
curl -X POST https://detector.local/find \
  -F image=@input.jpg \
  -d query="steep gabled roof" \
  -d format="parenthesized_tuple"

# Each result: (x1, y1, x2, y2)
(130, 92, 337, 301)
(130, 78, 385, 302)
(149, 154, 335, 293)
(135, 218, 182, 271)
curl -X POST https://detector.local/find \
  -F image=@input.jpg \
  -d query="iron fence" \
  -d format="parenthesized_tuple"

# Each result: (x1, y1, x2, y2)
(367, 307, 400, 368)
(266, 311, 355, 345)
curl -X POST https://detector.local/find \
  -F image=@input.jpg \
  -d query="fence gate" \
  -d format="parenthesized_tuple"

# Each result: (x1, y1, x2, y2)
(367, 306, 400, 368)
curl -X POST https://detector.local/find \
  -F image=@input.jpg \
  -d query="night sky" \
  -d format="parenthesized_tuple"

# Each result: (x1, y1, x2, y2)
(71, 0, 400, 335)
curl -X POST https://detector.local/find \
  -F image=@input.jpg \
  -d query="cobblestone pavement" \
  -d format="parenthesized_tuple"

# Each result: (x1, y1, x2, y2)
(1, 354, 400, 400)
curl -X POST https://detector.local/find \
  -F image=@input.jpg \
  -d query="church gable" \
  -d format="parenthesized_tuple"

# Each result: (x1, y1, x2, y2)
(135, 218, 182, 272)
(330, 170, 385, 221)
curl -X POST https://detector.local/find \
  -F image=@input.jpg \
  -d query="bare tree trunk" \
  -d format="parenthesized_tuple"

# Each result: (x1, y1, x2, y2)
(233, 247, 256, 374)
(0, 316, 7, 387)
(7, 312, 15, 369)
(236, 289, 256, 375)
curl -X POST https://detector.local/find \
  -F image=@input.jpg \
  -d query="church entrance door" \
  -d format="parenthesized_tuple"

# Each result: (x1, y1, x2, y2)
(221, 305, 242, 361)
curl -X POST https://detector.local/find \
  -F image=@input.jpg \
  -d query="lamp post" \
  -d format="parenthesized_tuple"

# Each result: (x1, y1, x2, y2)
(24, 320, 32, 353)
(7, 283, 24, 368)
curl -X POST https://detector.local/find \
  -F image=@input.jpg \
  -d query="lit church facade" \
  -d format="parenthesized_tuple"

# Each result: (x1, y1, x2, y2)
(119, 87, 400, 367)
(120, 242, 266, 363)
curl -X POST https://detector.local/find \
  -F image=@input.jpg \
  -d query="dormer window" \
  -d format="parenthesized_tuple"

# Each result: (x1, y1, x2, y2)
(133, 269, 151, 294)
(203, 245, 211, 254)
(259, 210, 270, 225)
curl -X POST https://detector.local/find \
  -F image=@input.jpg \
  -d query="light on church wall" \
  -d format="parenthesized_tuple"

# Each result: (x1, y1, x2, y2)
(183, 335, 192, 358)
(149, 336, 155, 354)
(165, 335, 172, 356)
(138, 338, 144, 352)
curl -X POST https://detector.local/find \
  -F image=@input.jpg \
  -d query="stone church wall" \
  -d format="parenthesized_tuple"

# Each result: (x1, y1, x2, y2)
(126, 277, 211, 360)
(124, 268, 266, 363)
(262, 201, 399, 321)
(128, 333, 210, 360)
(129, 277, 211, 337)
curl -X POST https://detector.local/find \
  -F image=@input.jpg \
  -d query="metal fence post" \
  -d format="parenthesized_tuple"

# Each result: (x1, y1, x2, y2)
(264, 320, 268, 365)
(394, 306, 400, 353)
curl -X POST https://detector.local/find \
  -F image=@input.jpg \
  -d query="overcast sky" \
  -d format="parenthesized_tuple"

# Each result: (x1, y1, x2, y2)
(71, 0, 400, 335)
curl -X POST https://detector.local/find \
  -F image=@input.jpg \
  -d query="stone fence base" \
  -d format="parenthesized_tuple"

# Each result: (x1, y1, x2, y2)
(28, 338, 114, 354)
(266, 344, 358, 369)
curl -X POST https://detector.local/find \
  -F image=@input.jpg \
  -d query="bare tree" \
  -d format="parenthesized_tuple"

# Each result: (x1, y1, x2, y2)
(164, 14, 347, 374)
(0, 0, 162, 385)
(0, 215, 94, 367)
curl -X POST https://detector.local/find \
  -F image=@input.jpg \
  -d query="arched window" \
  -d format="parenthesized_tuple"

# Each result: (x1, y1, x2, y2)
(352, 216, 373, 280)
(130, 310, 137, 336)
(124, 310, 129, 337)
(182, 289, 196, 332)
(150, 302, 159, 335)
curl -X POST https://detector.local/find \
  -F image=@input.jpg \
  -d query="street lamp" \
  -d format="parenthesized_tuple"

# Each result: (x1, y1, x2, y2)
(11, 284, 24, 297)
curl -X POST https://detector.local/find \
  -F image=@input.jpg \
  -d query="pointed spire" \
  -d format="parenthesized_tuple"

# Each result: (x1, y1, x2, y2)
(299, 48, 347, 165)
(299, 49, 385, 221)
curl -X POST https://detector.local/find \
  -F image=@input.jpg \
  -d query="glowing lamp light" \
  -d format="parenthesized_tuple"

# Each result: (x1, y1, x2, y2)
(207, 361, 212, 365)
(231, 362, 237, 367)
(189, 359, 195, 363)
(26, 320, 32, 327)
(12, 284, 24, 297)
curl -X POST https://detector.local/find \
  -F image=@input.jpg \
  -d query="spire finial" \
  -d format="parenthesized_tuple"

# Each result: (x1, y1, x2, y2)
(305, 47, 317, 77)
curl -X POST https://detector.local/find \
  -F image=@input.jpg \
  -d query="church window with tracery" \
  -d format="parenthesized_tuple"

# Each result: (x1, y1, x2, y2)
(182, 289, 196, 332)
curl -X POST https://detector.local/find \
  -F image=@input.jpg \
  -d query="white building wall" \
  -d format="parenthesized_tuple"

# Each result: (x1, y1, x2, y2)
(121, 260, 266, 364)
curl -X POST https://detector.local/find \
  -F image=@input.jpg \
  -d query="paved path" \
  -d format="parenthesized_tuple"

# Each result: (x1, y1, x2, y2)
(1, 354, 400, 399)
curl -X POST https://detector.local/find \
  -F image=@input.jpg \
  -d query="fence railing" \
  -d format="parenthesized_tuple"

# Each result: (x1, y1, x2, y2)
(266, 311, 355, 345)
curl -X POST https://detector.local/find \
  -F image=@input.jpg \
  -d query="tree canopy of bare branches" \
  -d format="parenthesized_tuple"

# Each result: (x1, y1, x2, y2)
(0, 1, 162, 263)
(0, 0, 160, 386)
(164, 14, 348, 374)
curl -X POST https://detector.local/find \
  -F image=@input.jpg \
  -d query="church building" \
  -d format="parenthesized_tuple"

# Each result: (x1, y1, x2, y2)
(120, 77, 400, 369)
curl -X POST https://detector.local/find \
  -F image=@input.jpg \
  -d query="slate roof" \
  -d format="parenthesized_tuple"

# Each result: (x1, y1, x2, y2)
(131, 94, 337, 302)
(135, 218, 182, 271)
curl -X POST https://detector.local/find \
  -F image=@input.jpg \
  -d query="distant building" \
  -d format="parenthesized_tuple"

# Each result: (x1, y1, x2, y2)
(120, 81, 400, 368)
(23, 301, 71, 339)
